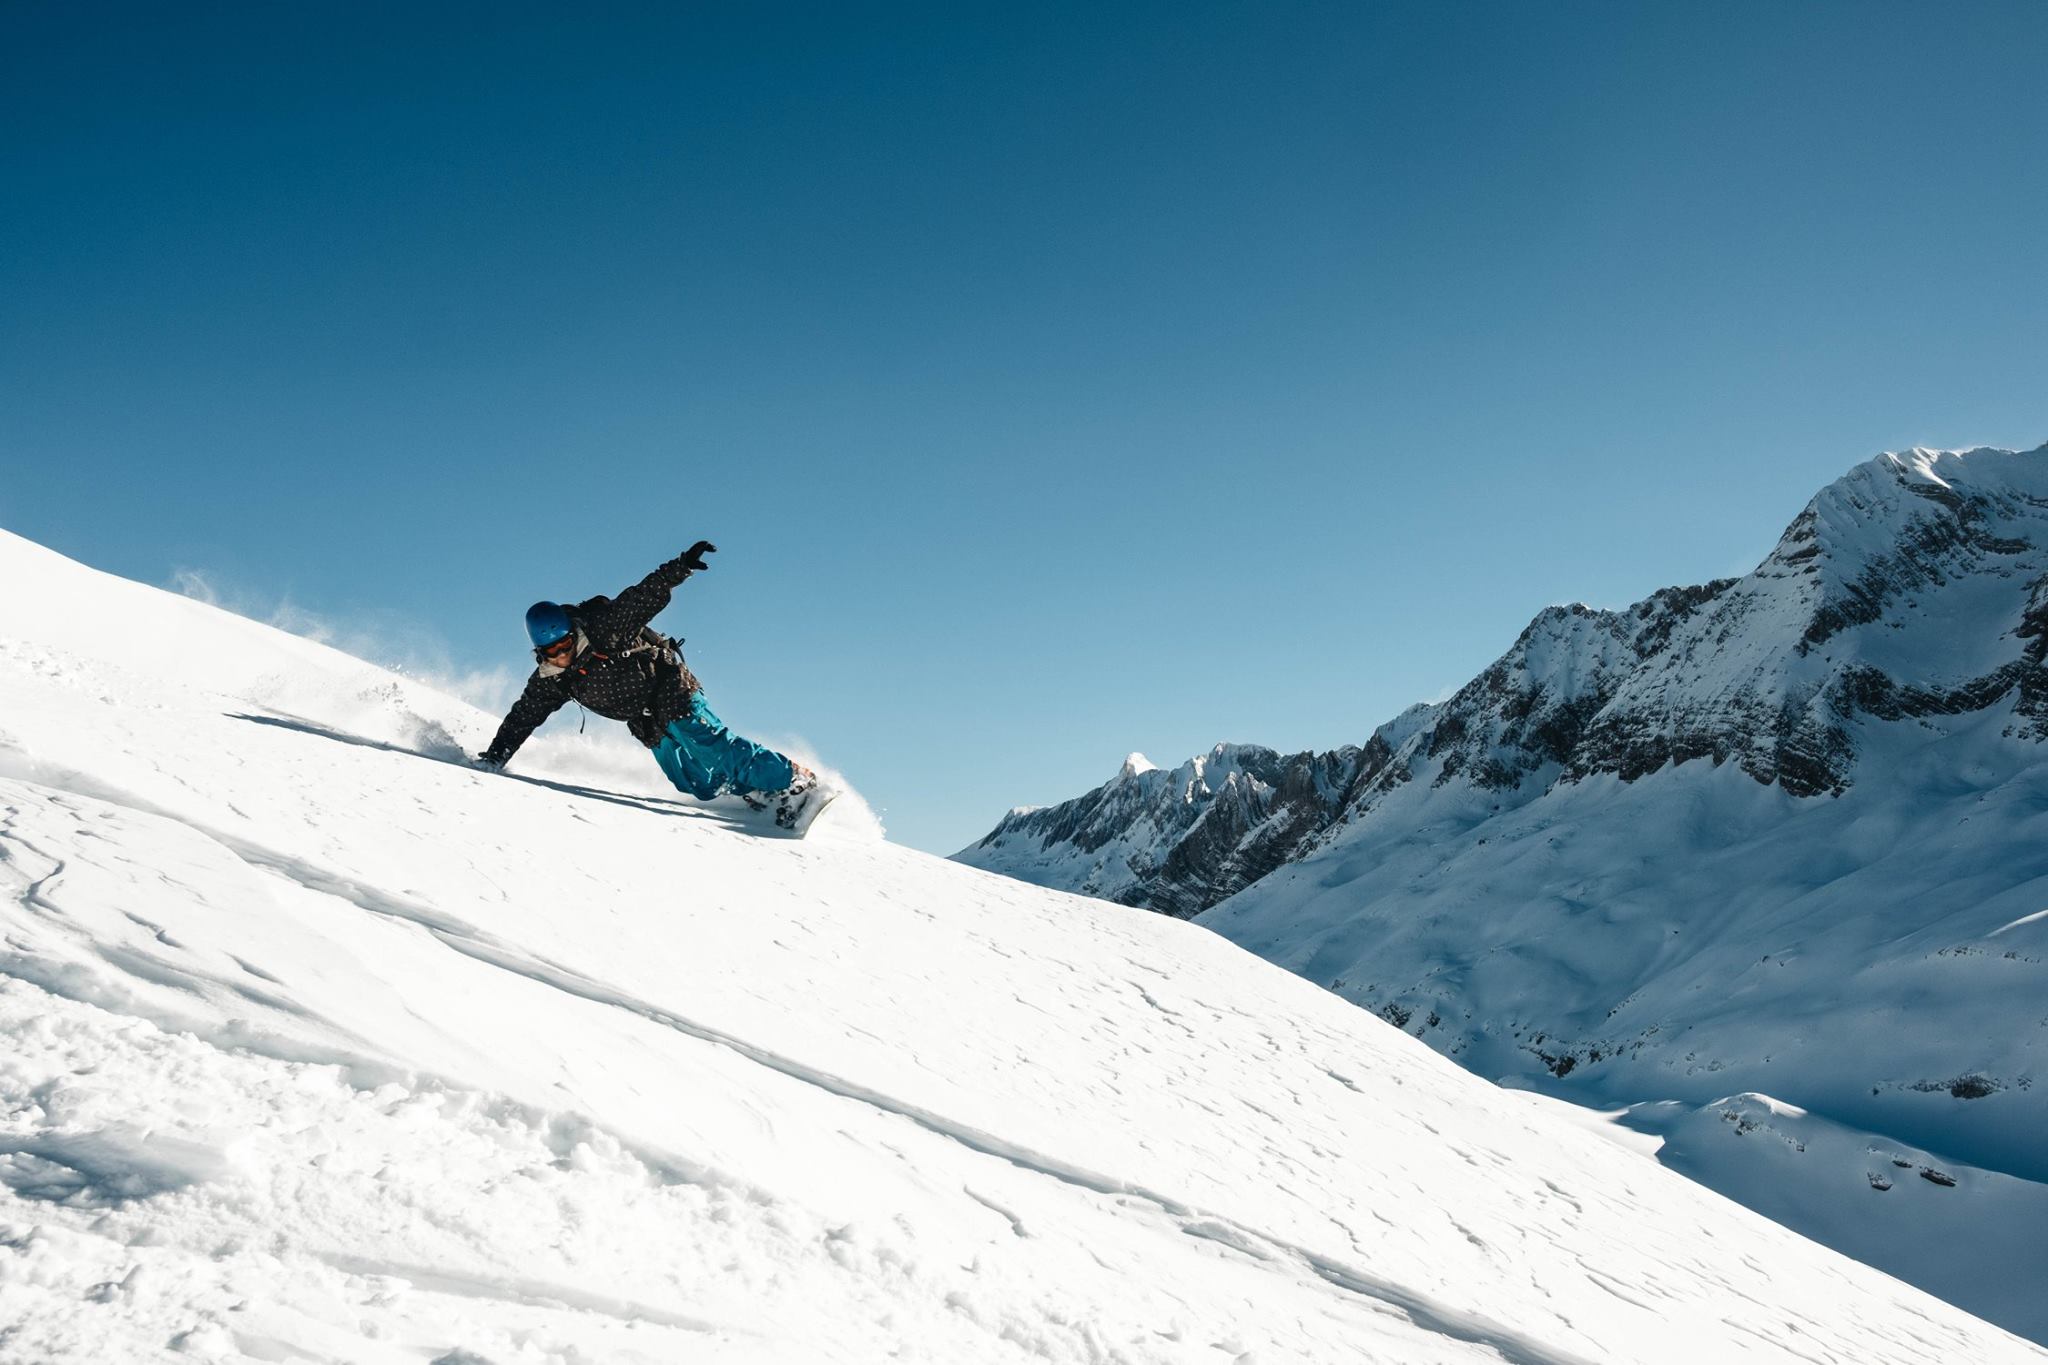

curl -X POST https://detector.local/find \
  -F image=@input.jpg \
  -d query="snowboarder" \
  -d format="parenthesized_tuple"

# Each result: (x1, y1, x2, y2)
(476, 542, 832, 833)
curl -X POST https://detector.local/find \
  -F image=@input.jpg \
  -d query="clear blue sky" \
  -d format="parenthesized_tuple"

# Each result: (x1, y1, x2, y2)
(5, 2, 2045, 854)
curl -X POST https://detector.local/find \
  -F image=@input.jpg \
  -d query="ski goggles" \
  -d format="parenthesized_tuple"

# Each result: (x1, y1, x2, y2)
(534, 635, 576, 664)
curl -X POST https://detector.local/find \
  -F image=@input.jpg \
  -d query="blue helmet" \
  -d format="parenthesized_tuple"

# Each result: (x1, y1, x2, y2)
(524, 601, 573, 649)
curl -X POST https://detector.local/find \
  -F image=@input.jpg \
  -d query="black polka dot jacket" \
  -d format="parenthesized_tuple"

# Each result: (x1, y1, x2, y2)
(481, 556, 705, 766)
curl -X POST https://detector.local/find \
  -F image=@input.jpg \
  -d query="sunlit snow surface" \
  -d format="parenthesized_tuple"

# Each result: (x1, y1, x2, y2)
(0, 528, 2039, 1363)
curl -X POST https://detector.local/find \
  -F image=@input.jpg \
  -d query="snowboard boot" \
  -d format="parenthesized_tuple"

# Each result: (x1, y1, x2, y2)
(773, 764, 834, 835)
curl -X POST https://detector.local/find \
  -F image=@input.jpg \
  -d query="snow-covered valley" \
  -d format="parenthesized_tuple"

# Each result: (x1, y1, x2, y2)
(3, 529, 2042, 1363)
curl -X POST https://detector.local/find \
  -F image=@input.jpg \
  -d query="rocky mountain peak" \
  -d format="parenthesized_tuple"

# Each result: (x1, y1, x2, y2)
(959, 443, 2048, 915)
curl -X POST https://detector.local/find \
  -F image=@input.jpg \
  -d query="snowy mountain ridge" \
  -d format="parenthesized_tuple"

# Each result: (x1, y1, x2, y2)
(954, 740, 1373, 917)
(961, 444, 2048, 915)
(3, 524, 2042, 1360)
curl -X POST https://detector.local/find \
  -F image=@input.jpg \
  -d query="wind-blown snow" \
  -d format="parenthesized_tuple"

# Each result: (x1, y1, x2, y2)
(0, 527, 2039, 1362)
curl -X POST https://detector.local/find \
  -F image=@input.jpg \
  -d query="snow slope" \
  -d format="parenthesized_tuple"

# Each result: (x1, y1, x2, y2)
(0, 526, 2039, 1363)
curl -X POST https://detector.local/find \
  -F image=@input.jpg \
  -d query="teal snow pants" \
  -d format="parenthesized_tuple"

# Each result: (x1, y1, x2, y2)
(651, 692, 796, 800)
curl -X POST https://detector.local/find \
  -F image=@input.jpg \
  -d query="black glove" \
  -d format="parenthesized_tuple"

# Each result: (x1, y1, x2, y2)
(681, 540, 717, 574)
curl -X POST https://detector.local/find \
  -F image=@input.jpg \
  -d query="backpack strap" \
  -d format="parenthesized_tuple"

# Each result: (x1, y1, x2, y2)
(624, 626, 684, 664)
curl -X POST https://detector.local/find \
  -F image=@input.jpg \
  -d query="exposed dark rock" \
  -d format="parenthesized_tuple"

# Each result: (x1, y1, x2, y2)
(1909, 1075, 2004, 1100)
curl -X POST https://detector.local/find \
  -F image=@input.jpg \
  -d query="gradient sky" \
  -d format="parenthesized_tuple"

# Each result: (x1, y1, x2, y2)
(5, 2, 2046, 853)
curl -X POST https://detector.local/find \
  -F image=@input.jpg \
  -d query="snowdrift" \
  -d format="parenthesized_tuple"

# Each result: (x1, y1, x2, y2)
(0, 526, 2038, 1363)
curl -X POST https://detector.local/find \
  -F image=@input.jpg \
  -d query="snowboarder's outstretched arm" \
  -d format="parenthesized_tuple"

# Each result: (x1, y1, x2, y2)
(587, 541, 717, 638)
(479, 670, 572, 768)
